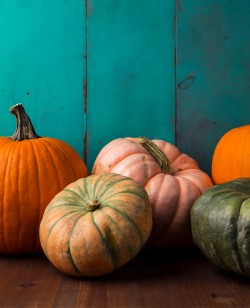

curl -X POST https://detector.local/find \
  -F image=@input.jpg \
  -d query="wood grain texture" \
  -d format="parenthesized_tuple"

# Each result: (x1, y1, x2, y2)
(0, 249, 249, 307)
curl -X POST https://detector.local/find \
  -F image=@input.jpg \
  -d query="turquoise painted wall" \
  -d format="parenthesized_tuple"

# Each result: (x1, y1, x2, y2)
(176, 0, 250, 174)
(86, 0, 176, 168)
(0, 1, 249, 175)
(0, 1, 86, 157)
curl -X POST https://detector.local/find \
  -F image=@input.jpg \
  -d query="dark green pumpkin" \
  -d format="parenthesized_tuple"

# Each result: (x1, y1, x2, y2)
(191, 178, 250, 277)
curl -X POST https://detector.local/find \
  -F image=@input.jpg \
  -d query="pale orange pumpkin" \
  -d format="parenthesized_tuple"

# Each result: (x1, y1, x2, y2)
(0, 104, 88, 254)
(212, 125, 250, 184)
(39, 173, 152, 277)
(92, 137, 213, 249)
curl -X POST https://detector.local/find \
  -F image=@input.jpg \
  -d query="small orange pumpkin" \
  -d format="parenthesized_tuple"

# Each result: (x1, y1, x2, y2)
(92, 137, 213, 249)
(39, 173, 152, 277)
(212, 125, 250, 184)
(0, 104, 88, 254)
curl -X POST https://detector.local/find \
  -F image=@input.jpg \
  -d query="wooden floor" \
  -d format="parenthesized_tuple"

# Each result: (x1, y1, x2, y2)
(0, 248, 249, 308)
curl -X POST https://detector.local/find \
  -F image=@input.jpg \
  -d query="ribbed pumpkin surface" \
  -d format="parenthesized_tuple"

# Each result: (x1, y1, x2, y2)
(212, 125, 250, 184)
(39, 173, 152, 277)
(0, 137, 88, 254)
(191, 178, 250, 277)
(0, 104, 88, 254)
(92, 137, 213, 249)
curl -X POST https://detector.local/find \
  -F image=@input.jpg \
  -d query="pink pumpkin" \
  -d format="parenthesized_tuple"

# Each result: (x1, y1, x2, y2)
(92, 137, 213, 249)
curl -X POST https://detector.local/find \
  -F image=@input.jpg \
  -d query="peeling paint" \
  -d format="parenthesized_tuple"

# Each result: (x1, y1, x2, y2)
(83, 79, 87, 114)
(83, 132, 87, 165)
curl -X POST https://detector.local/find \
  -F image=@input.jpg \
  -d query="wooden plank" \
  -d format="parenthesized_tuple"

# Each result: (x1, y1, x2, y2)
(0, 250, 250, 307)
(176, 0, 250, 175)
(86, 0, 176, 169)
(0, 1, 87, 159)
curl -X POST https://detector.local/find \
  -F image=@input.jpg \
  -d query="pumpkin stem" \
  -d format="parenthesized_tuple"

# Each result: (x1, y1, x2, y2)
(86, 199, 101, 212)
(138, 137, 172, 174)
(9, 103, 41, 141)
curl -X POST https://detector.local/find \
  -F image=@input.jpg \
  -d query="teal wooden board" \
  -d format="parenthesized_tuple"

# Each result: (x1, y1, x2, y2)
(0, 1, 86, 158)
(1, 1, 249, 175)
(176, 0, 250, 175)
(86, 0, 176, 169)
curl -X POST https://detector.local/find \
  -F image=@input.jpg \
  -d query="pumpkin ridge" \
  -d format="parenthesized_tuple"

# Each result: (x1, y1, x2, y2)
(63, 187, 89, 204)
(66, 244, 82, 276)
(38, 139, 62, 189)
(101, 208, 136, 254)
(0, 139, 14, 150)
(225, 196, 246, 274)
(148, 176, 182, 245)
(45, 202, 89, 213)
(12, 142, 23, 252)
(91, 212, 117, 269)
(94, 175, 131, 201)
(233, 194, 249, 275)
(28, 140, 42, 251)
(93, 140, 147, 174)
(211, 188, 246, 273)
(108, 152, 149, 173)
(44, 138, 86, 179)
(2, 141, 18, 252)
(83, 177, 91, 202)
(91, 173, 108, 200)
(44, 211, 85, 253)
(79, 177, 101, 203)
(229, 186, 248, 274)
(39, 137, 71, 182)
(67, 216, 86, 276)
(176, 173, 202, 194)
(93, 174, 145, 201)
(101, 203, 144, 246)
(103, 189, 147, 203)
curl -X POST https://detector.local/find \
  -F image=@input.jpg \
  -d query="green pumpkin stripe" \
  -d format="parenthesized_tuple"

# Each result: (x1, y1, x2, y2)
(100, 203, 144, 246)
(94, 175, 130, 200)
(101, 189, 146, 203)
(45, 201, 88, 213)
(100, 208, 138, 255)
(91, 212, 118, 269)
(45, 211, 84, 253)
(64, 186, 89, 203)
(91, 173, 108, 199)
(67, 217, 86, 276)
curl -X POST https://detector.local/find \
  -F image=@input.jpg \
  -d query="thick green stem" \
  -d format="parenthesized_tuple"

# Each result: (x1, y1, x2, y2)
(138, 137, 172, 174)
(9, 104, 41, 141)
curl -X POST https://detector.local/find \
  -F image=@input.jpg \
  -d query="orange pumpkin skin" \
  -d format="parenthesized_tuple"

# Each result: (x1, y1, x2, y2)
(39, 173, 152, 277)
(92, 137, 213, 249)
(0, 104, 88, 254)
(212, 125, 250, 184)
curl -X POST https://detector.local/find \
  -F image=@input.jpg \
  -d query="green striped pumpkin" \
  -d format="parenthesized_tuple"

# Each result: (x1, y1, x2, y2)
(39, 173, 152, 277)
(191, 178, 250, 277)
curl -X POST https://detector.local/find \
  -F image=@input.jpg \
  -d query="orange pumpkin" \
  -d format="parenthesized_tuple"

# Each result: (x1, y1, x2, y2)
(39, 173, 152, 277)
(212, 125, 250, 184)
(0, 104, 88, 254)
(92, 137, 213, 249)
